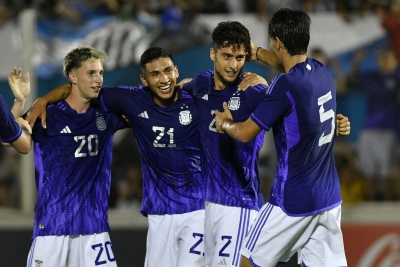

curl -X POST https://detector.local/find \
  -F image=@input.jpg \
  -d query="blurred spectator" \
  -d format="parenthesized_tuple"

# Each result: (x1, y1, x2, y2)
(347, 47, 400, 201)
(255, 0, 304, 21)
(379, 0, 400, 60)
(0, 0, 31, 24)
(303, 0, 336, 13)
(110, 129, 143, 209)
(0, 0, 16, 24)
(0, 146, 20, 207)
(335, 141, 367, 204)
(335, 0, 373, 23)
(310, 47, 347, 95)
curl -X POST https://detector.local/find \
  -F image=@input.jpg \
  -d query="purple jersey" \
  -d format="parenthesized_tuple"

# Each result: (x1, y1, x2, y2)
(251, 58, 342, 216)
(100, 86, 203, 216)
(32, 100, 127, 238)
(0, 95, 22, 143)
(182, 71, 267, 210)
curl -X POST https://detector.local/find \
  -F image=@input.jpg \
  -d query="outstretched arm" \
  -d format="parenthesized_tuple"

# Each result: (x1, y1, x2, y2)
(25, 83, 71, 129)
(248, 41, 285, 73)
(214, 102, 262, 142)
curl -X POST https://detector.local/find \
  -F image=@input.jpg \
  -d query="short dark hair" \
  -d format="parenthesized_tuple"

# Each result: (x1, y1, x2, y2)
(268, 8, 310, 56)
(212, 21, 251, 54)
(140, 47, 173, 73)
(63, 46, 107, 78)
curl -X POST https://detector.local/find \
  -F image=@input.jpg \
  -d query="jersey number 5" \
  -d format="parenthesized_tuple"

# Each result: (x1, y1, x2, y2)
(318, 91, 335, 146)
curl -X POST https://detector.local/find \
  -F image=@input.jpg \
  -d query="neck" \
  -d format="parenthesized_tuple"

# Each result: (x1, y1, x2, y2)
(283, 54, 308, 73)
(65, 88, 91, 113)
(153, 89, 178, 107)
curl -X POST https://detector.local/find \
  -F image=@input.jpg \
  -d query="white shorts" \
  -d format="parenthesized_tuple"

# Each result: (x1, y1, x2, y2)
(145, 209, 205, 267)
(204, 202, 257, 267)
(27, 232, 117, 267)
(358, 130, 396, 179)
(241, 203, 347, 267)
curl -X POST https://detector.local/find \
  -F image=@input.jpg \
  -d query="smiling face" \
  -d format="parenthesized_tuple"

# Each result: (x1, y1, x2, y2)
(68, 59, 104, 100)
(210, 44, 246, 90)
(140, 57, 179, 106)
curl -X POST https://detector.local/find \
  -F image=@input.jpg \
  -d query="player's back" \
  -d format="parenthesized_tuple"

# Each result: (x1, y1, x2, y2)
(267, 58, 342, 216)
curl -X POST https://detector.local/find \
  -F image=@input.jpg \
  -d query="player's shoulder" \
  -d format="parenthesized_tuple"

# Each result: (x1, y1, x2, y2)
(192, 70, 213, 83)
(102, 85, 146, 95)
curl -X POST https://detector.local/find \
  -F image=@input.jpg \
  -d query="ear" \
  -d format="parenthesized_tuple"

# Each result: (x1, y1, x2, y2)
(69, 72, 77, 84)
(175, 65, 179, 78)
(276, 37, 284, 50)
(140, 74, 149, 86)
(210, 48, 216, 62)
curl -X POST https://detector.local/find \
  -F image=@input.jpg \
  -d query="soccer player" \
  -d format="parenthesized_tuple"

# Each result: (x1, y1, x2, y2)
(101, 47, 205, 267)
(181, 20, 350, 267)
(0, 94, 31, 154)
(0, 69, 31, 154)
(16, 46, 128, 267)
(180, 21, 269, 267)
(214, 8, 348, 266)
(25, 47, 205, 267)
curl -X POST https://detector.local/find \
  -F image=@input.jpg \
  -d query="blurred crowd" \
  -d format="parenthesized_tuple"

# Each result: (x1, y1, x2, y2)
(1, 0, 400, 210)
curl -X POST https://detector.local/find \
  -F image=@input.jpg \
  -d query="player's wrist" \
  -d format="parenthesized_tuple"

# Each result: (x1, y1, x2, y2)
(221, 119, 233, 132)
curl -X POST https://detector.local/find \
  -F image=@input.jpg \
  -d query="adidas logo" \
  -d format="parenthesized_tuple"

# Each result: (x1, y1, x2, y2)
(202, 94, 208, 100)
(60, 126, 71, 133)
(195, 257, 204, 265)
(218, 258, 227, 265)
(138, 111, 149, 119)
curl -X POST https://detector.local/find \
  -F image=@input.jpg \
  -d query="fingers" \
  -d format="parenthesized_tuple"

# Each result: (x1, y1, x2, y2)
(25, 72, 30, 84)
(41, 114, 47, 129)
(17, 118, 32, 135)
(238, 72, 268, 91)
(223, 102, 229, 111)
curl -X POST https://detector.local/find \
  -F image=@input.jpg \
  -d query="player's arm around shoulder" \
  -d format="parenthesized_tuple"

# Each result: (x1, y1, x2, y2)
(238, 72, 269, 91)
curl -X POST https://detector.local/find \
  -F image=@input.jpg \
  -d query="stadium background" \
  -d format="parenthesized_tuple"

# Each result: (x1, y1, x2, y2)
(0, 1, 399, 266)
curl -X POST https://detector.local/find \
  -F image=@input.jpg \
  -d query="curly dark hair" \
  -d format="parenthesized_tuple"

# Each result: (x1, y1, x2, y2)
(212, 21, 251, 54)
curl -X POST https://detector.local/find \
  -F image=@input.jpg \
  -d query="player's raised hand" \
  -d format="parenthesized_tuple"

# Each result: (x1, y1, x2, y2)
(214, 102, 233, 133)
(238, 72, 268, 91)
(336, 114, 351, 136)
(8, 67, 30, 101)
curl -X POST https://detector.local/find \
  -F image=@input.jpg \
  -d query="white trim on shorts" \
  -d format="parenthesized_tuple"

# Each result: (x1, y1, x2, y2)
(204, 201, 257, 267)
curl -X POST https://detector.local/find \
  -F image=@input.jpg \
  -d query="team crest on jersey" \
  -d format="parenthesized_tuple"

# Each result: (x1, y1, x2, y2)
(228, 96, 241, 110)
(179, 110, 192, 125)
(96, 116, 106, 131)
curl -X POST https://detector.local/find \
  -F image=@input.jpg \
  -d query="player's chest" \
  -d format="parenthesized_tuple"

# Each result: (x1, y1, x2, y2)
(196, 91, 255, 122)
